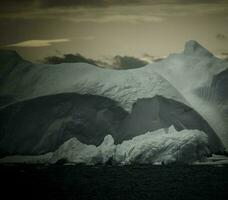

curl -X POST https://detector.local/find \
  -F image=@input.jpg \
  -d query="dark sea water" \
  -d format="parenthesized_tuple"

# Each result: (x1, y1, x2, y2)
(0, 164, 228, 200)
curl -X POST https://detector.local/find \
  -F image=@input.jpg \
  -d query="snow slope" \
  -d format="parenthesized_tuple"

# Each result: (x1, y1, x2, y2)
(0, 126, 210, 165)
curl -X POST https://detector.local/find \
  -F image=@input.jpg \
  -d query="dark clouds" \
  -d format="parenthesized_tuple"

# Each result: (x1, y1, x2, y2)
(112, 55, 148, 69)
(1, 0, 228, 62)
(43, 53, 99, 66)
(0, 0, 138, 11)
(39, 0, 228, 8)
(216, 33, 227, 40)
(39, 0, 140, 8)
(1, 0, 226, 11)
(0, 0, 141, 11)
(0, 0, 35, 12)
(42, 53, 149, 69)
(40, 0, 105, 7)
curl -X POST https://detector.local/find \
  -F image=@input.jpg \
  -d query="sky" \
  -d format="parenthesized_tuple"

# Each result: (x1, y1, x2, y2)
(0, 0, 228, 63)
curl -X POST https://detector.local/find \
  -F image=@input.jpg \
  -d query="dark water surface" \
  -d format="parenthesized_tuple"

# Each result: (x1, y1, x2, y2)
(0, 164, 227, 200)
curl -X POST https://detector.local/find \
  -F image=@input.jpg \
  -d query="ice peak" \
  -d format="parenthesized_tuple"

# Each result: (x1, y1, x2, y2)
(101, 135, 115, 146)
(183, 40, 213, 57)
(168, 125, 177, 133)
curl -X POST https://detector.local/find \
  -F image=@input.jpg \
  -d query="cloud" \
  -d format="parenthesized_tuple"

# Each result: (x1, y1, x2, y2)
(143, 54, 165, 62)
(80, 36, 95, 41)
(63, 14, 163, 23)
(0, 6, 165, 24)
(221, 52, 228, 61)
(0, 0, 37, 13)
(1, 0, 228, 13)
(2, 1, 228, 24)
(39, 0, 112, 7)
(216, 33, 227, 40)
(111, 55, 148, 69)
(42, 53, 100, 66)
(216, 53, 228, 61)
(42, 53, 149, 69)
(38, 0, 228, 8)
(7, 39, 70, 48)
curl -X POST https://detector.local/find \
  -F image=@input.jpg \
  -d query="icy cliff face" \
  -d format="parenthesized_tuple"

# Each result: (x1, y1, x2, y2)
(211, 68, 228, 101)
(0, 126, 210, 165)
(146, 41, 228, 148)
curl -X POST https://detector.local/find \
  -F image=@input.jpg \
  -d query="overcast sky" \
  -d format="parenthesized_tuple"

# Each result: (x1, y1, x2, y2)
(0, 0, 228, 62)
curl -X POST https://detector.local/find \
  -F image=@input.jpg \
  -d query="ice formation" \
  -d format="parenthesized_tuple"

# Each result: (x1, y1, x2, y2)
(0, 41, 227, 165)
(0, 51, 187, 112)
(145, 41, 228, 148)
(0, 126, 210, 165)
(0, 93, 223, 156)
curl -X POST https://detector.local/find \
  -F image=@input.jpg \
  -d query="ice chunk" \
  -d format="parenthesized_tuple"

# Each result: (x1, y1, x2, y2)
(50, 138, 100, 165)
(0, 127, 211, 165)
(114, 128, 209, 165)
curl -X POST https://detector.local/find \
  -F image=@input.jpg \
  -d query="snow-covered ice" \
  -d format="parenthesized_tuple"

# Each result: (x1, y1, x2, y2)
(0, 126, 210, 165)
(114, 126, 209, 165)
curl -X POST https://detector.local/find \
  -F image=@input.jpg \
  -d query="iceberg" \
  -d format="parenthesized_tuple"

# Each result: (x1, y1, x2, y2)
(0, 126, 210, 165)
(0, 40, 227, 163)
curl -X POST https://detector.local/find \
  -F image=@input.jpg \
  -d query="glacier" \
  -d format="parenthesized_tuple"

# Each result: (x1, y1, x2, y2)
(0, 126, 210, 165)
